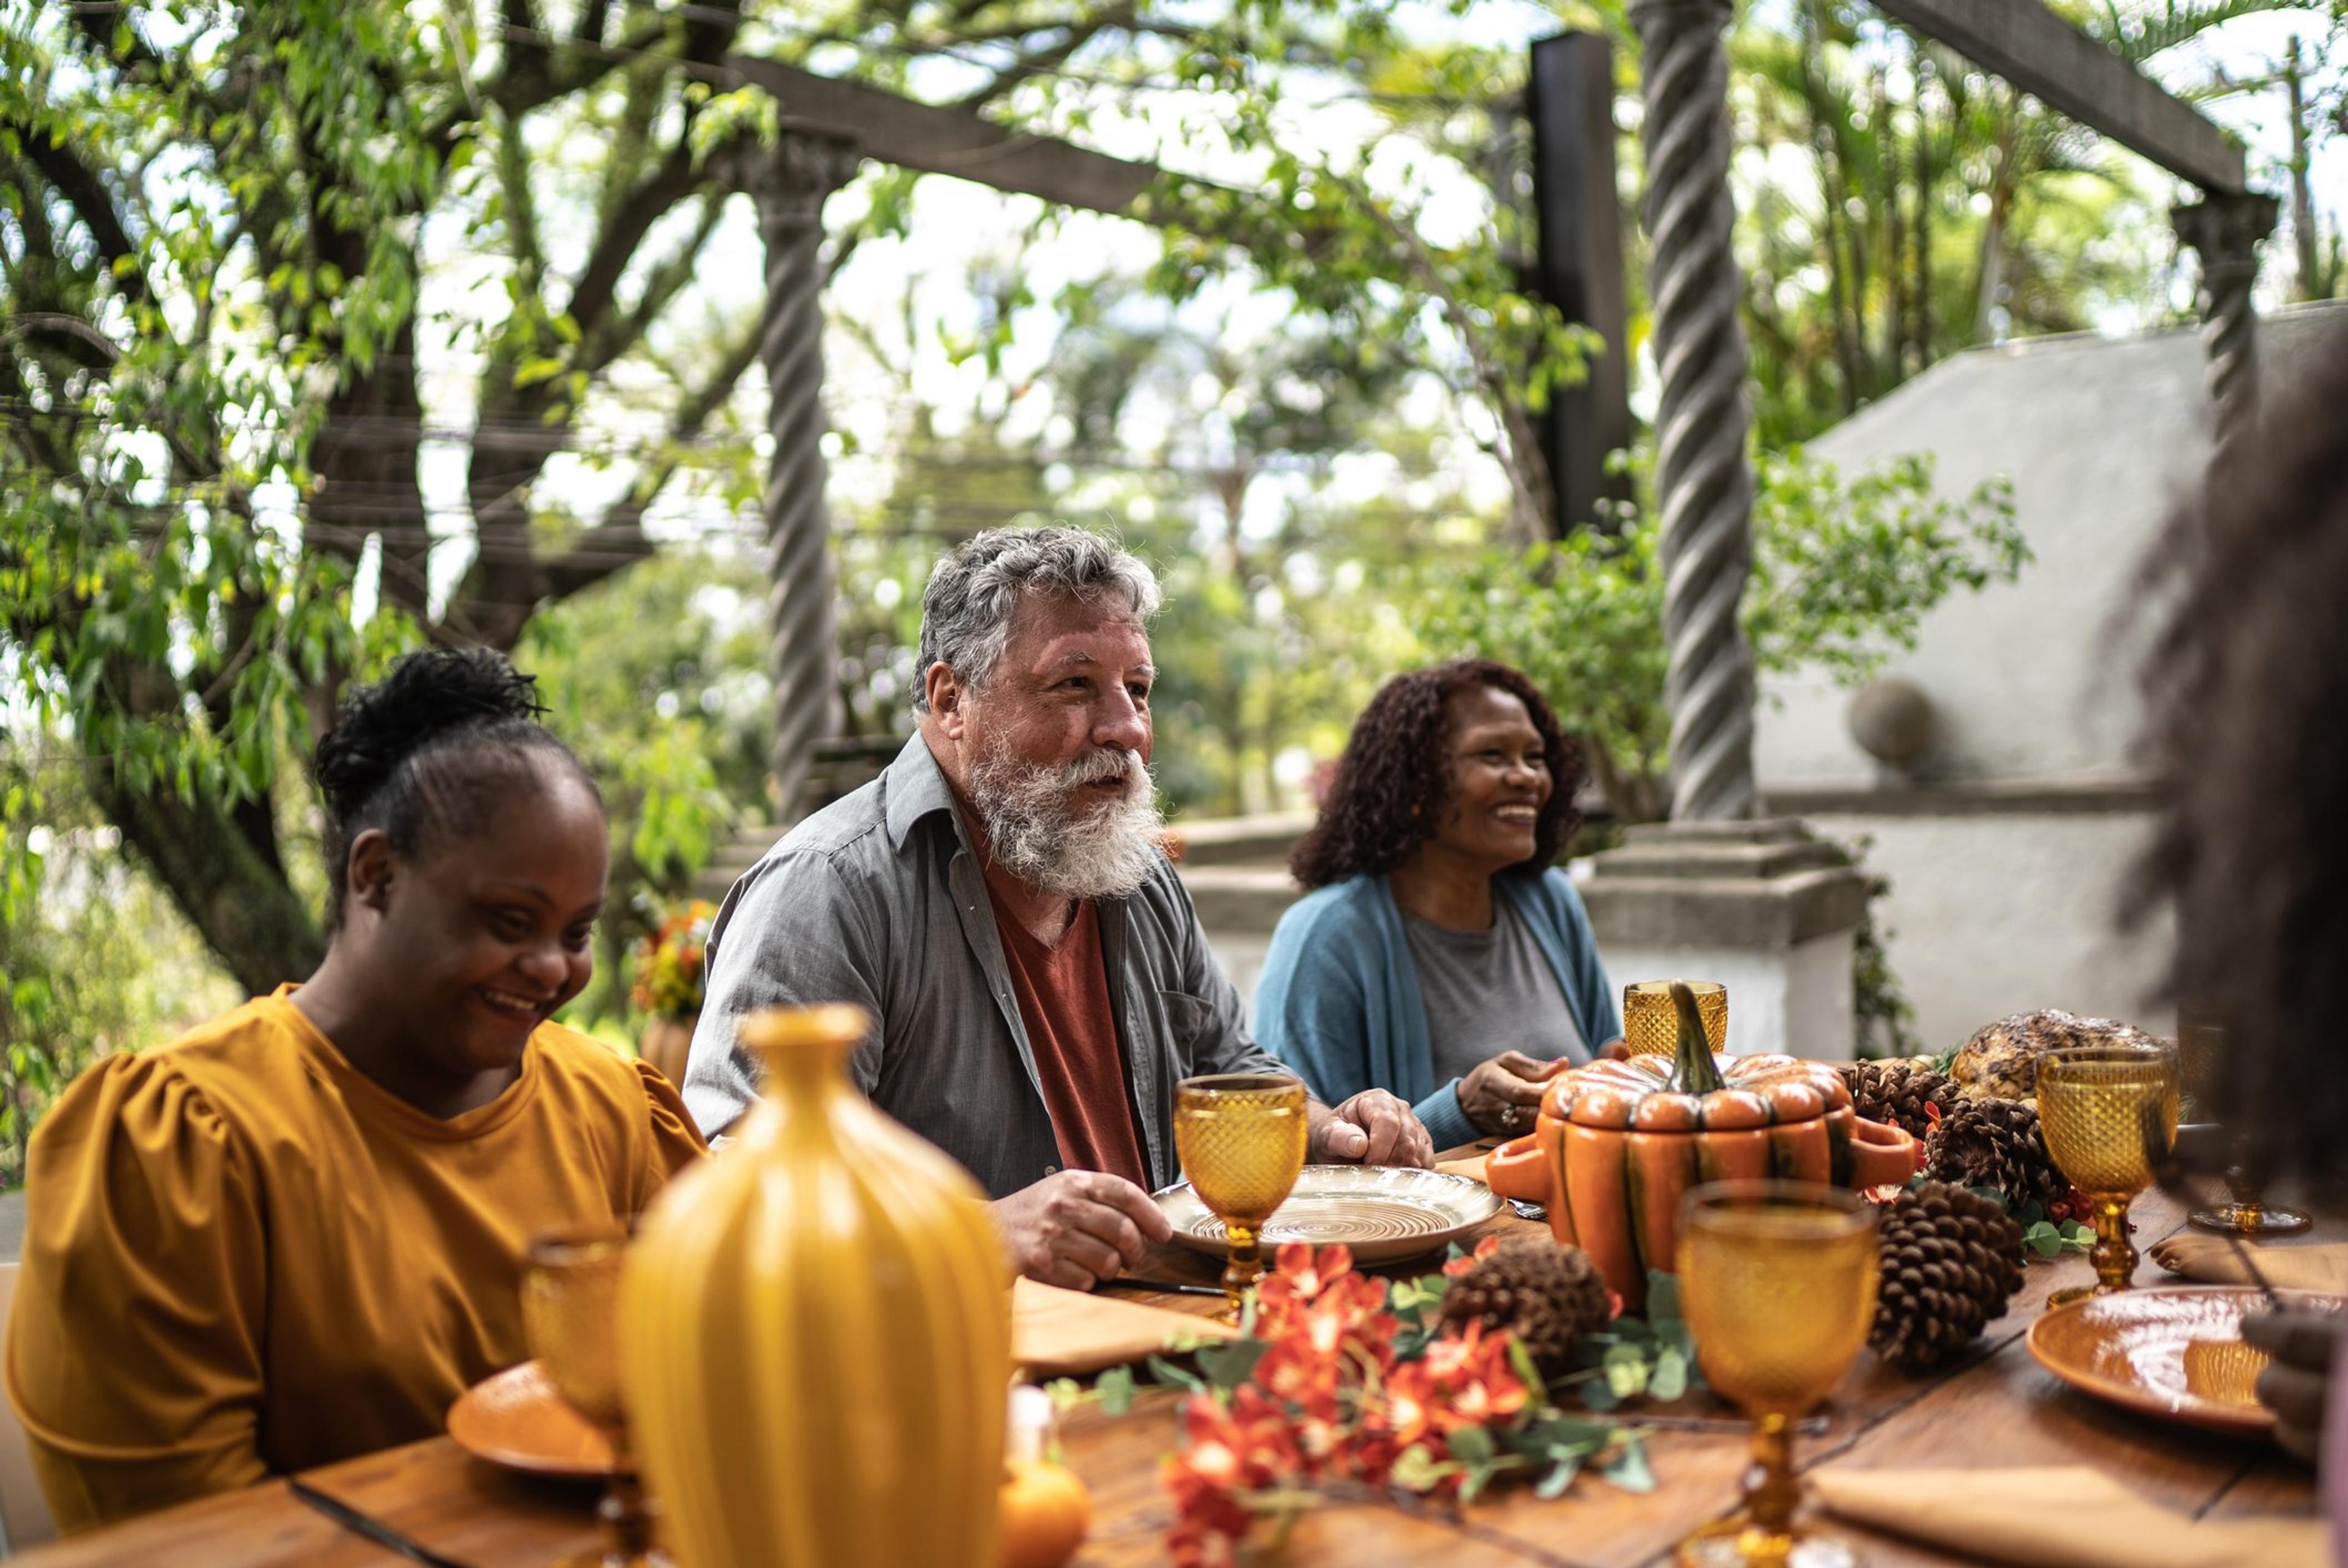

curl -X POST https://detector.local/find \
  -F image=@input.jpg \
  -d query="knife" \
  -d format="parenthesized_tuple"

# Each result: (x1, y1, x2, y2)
(1096, 1276, 1228, 1299)
(289, 1477, 475, 1568)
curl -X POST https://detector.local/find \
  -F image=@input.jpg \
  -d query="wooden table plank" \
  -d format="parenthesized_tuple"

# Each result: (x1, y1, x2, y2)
(17, 1158, 2320, 1568)
(1061, 1182, 2320, 1568)
(297, 1438, 605, 1568)
(7, 1480, 404, 1568)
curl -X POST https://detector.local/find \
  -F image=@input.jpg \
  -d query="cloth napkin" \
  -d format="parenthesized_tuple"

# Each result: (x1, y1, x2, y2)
(1010, 1278, 1236, 1377)
(2152, 1235, 2348, 1295)
(1435, 1155, 1490, 1185)
(1811, 1466, 2324, 1568)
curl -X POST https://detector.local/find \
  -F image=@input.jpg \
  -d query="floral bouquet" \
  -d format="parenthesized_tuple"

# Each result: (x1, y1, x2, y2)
(630, 900, 717, 1021)
(1147, 1241, 1659, 1567)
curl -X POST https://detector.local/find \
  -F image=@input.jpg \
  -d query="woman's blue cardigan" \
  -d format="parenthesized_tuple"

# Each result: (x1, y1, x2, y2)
(1251, 867, 1619, 1151)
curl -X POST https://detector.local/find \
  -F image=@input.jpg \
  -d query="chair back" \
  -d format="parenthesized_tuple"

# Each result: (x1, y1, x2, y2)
(0, 1264, 56, 1552)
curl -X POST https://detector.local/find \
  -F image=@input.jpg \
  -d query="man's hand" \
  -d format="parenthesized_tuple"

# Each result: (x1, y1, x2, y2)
(2243, 1308, 2339, 1463)
(1310, 1089, 1434, 1168)
(990, 1170, 1174, 1290)
(1456, 1051, 1570, 1138)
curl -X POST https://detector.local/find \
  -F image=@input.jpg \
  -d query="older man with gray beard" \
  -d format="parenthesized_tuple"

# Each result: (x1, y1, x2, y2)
(684, 527, 1432, 1288)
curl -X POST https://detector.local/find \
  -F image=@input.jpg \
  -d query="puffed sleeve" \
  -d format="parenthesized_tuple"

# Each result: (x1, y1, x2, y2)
(630, 1059, 708, 1208)
(5, 1055, 268, 1533)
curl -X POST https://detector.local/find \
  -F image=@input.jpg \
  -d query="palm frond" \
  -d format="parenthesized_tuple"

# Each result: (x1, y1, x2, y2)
(2086, 0, 2323, 64)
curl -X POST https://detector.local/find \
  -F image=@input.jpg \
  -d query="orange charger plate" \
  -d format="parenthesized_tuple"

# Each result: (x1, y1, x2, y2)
(2026, 1285, 2344, 1436)
(446, 1361, 627, 1478)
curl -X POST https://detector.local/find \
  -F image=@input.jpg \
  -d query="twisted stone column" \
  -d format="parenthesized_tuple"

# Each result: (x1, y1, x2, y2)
(2172, 193, 2278, 468)
(740, 134, 860, 819)
(1631, 0, 1758, 821)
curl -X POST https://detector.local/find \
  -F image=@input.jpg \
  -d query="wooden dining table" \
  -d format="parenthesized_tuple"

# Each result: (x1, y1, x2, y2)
(14, 1152, 2321, 1568)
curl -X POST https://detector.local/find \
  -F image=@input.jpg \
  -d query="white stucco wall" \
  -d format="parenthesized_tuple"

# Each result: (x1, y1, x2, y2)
(1805, 812, 2175, 1053)
(1762, 331, 2190, 786)
(1762, 306, 2348, 788)
(1751, 310, 2348, 1048)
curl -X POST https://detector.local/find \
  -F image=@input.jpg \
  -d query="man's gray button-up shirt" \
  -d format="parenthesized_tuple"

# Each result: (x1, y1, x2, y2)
(681, 734, 1287, 1199)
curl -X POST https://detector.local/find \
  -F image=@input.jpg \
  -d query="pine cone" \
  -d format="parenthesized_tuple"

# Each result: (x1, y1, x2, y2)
(1923, 1095, 2066, 1212)
(1439, 1234, 1612, 1373)
(1870, 1182, 2026, 1371)
(1839, 1059, 1954, 1141)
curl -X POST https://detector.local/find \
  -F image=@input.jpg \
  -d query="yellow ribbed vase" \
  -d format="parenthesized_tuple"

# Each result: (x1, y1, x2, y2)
(620, 1004, 1010, 1568)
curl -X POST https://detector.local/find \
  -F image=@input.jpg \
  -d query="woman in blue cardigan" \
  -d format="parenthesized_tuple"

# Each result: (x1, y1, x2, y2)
(1254, 660, 1619, 1150)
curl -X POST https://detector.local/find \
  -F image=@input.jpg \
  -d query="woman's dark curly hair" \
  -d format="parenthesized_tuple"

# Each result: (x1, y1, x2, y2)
(2136, 322, 2348, 1192)
(1291, 660, 1583, 889)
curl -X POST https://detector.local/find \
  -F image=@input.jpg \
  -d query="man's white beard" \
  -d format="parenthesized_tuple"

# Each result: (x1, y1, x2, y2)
(967, 743, 1165, 900)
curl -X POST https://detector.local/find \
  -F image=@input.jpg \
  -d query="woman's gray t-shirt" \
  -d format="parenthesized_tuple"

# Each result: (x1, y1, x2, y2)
(1401, 898, 1590, 1086)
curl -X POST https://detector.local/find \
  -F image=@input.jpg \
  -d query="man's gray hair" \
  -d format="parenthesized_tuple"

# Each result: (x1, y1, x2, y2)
(914, 527, 1162, 711)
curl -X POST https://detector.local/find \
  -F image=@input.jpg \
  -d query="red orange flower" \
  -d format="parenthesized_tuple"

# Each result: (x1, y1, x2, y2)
(1163, 1241, 1543, 1559)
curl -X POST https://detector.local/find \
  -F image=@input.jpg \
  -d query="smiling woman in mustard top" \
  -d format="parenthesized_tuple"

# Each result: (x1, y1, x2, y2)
(6, 650, 705, 1533)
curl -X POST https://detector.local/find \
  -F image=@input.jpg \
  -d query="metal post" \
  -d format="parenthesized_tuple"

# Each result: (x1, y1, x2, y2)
(1630, 0, 1758, 821)
(2172, 192, 2278, 463)
(739, 133, 860, 820)
(1528, 32, 1634, 535)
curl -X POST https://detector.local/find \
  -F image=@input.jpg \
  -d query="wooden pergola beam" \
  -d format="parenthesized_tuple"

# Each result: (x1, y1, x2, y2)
(724, 54, 1169, 217)
(1869, 0, 2245, 194)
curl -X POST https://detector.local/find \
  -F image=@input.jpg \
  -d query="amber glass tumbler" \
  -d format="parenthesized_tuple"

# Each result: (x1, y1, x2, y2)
(1625, 981, 1727, 1057)
(526, 1226, 662, 1567)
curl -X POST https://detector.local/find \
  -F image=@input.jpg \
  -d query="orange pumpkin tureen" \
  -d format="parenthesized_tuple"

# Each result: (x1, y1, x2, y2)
(1486, 985, 1918, 1311)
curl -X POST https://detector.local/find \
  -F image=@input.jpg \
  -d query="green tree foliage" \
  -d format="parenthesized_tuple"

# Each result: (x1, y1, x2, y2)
(1735, 0, 2331, 443)
(517, 548, 775, 1022)
(0, 0, 788, 988)
(0, 753, 237, 1185)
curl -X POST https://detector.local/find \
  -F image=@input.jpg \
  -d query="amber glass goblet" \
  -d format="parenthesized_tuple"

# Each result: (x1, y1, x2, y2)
(523, 1226, 664, 1568)
(1175, 1073, 1309, 1321)
(2176, 1005, 2310, 1237)
(2037, 1043, 2180, 1303)
(1675, 1182, 1880, 1568)
(1625, 981, 1727, 1058)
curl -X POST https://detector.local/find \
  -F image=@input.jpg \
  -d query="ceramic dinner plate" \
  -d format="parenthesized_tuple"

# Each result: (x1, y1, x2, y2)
(1154, 1165, 1505, 1266)
(2026, 1286, 2346, 1436)
(446, 1360, 629, 1478)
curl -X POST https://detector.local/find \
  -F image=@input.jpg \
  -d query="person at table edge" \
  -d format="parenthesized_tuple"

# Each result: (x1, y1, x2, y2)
(6, 651, 706, 1534)
(1252, 660, 1619, 1148)
(2133, 322, 2348, 1521)
(684, 526, 1433, 1289)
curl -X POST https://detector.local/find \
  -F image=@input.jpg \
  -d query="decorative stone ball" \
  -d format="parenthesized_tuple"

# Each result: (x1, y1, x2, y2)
(1846, 675, 1935, 772)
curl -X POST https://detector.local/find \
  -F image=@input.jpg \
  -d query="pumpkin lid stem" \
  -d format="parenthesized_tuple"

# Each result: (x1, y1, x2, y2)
(1665, 981, 1726, 1095)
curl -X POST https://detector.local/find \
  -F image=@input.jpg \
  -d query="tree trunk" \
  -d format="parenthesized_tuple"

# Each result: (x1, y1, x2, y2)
(1582, 736, 1666, 826)
(2287, 38, 2324, 303)
(1875, 67, 1904, 390)
(1973, 106, 2017, 342)
(1910, 65, 1933, 371)
(311, 315, 433, 628)
(1801, 10, 1863, 414)
(86, 768, 324, 996)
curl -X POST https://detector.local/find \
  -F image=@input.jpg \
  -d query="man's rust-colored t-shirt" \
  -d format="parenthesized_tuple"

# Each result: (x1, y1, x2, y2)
(988, 895, 1151, 1190)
